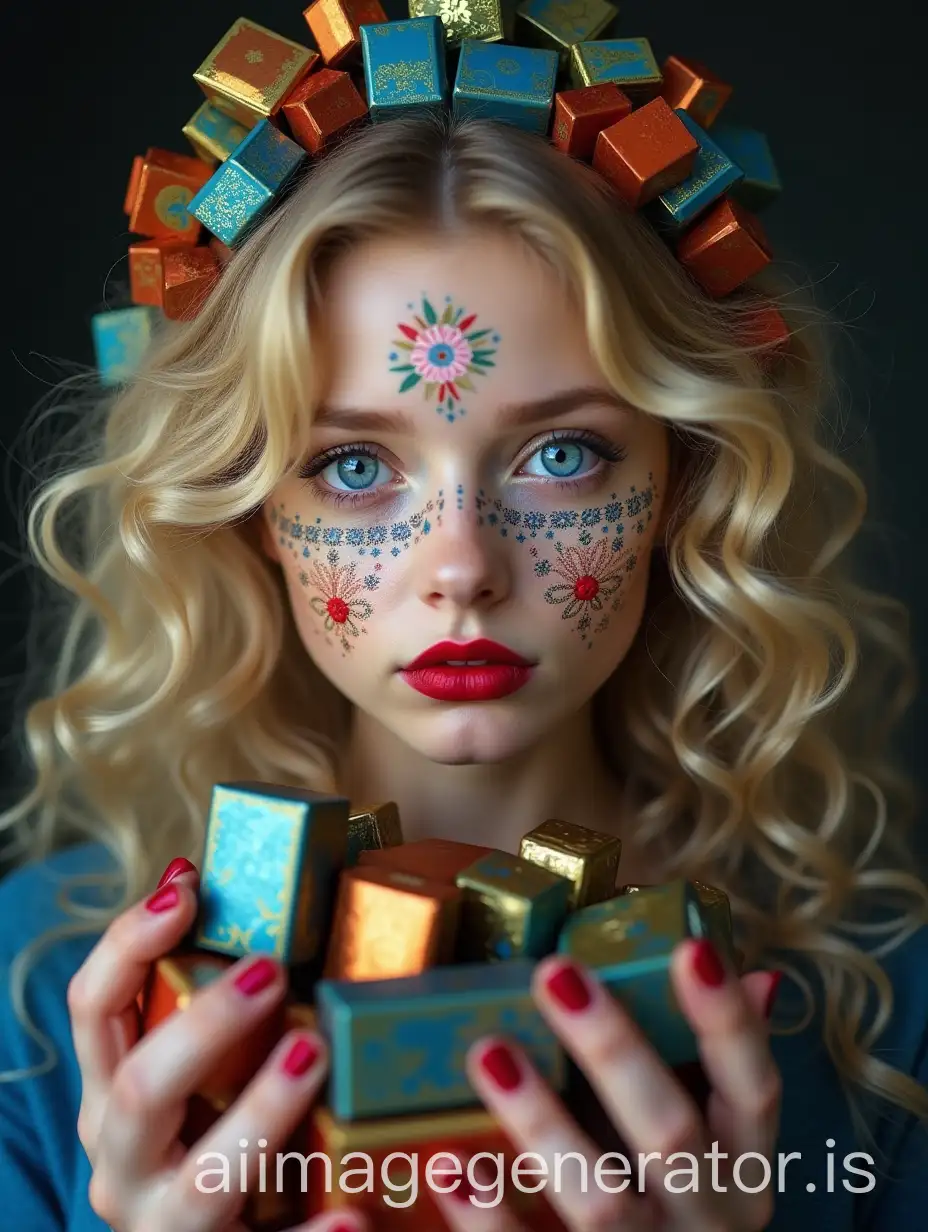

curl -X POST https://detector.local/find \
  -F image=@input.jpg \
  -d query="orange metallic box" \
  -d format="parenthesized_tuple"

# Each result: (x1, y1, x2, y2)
(592, 96, 698, 208)
(162, 247, 221, 321)
(358, 838, 493, 884)
(282, 68, 369, 154)
(194, 17, 319, 127)
(325, 865, 461, 980)
(129, 238, 190, 307)
(739, 299, 791, 361)
(552, 83, 632, 161)
(139, 953, 285, 1107)
(304, 0, 387, 67)
(676, 195, 772, 297)
(303, 1105, 568, 1229)
(125, 148, 211, 242)
(661, 55, 733, 129)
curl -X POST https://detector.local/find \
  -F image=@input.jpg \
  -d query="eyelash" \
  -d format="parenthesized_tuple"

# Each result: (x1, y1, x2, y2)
(297, 429, 628, 509)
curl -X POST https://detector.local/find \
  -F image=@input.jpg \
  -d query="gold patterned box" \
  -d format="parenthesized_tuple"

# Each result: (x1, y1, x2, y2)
(323, 865, 461, 979)
(452, 39, 559, 134)
(193, 17, 319, 127)
(194, 781, 350, 966)
(515, 0, 616, 69)
(518, 818, 621, 908)
(570, 36, 663, 102)
(182, 101, 251, 165)
(455, 849, 572, 961)
(345, 801, 403, 865)
(410, 0, 505, 50)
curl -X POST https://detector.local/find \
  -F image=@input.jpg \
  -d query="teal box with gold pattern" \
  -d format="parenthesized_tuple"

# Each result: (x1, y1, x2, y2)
(360, 18, 448, 122)
(514, 0, 616, 69)
(570, 37, 662, 102)
(455, 849, 572, 961)
(710, 123, 782, 212)
(91, 306, 157, 386)
(316, 960, 565, 1118)
(558, 880, 708, 1066)
(453, 39, 559, 134)
(194, 781, 350, 967)
(649, 110, 744, 231)
(187, 120, 306, 246)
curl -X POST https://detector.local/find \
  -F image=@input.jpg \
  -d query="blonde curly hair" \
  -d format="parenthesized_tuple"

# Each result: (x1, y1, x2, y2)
(3, 111, 925, 1124)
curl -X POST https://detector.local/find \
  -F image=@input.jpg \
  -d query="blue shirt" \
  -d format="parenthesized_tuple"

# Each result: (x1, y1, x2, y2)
(1, 842, 925, 1230)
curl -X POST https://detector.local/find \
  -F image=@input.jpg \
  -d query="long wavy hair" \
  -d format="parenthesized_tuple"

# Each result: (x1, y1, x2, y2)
(2, 111, 925, 1123)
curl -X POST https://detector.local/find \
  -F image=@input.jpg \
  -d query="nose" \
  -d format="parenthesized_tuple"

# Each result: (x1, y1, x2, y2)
(414, 488, 511, 614)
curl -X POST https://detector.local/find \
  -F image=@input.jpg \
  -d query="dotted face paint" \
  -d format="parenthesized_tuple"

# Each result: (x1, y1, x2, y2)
(389, 294, 499, 423)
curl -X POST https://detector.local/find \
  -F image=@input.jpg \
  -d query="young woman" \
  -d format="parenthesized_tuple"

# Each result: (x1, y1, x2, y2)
(0, 111, 925, 1232)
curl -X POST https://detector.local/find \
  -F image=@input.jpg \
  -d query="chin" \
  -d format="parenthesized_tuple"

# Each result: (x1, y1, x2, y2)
(402, 704, 545, 765)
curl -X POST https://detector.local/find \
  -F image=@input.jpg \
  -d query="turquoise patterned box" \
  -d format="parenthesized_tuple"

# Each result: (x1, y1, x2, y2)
(360, 18, 448, 122)
(711, 123, 782, 212)
(317, 960, 565, 1118)
(570, 36, 662, 99)
(187, 119, 306, 246)
(515, 0, 616, 68)
(649, 110, 744, 230)
(559, 881, 709, 1066)
(194, 781, 350, 966)
(183, 100, 251, 164)
(453, 40, 559, 134)
(91, 306, 157, 386)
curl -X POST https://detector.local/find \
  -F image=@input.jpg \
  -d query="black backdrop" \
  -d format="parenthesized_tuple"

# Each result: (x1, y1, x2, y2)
(3, 1, 926, 825)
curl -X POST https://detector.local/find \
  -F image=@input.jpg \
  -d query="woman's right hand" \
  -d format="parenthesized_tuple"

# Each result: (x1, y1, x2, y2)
(67, 858, 366, 1232)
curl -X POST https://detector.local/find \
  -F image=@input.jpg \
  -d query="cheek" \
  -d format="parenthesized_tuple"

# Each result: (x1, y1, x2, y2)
(482, 472, 660, 652)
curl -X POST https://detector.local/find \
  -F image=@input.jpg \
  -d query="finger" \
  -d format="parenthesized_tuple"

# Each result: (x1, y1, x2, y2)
(432, 1154, 529, 1232)
(150, 1029, 328, 1232)
(68, 869, 200, 1142)
(533, 957, 725, 1232)
(466, 1037, 649, 1231)
(97, 953, 286, 1177)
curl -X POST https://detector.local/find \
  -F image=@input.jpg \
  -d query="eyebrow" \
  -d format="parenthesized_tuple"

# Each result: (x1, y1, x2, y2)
(312, 385, 635, 432)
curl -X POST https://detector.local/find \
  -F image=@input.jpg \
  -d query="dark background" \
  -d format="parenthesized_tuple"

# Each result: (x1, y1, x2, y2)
(3, 2, 926, 827)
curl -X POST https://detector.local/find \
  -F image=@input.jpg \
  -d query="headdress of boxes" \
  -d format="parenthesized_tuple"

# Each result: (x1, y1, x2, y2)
(139, 780, 741, 1228)
(95, 2, 789, 386)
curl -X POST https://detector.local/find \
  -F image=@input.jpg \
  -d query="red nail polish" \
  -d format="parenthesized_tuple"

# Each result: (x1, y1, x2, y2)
(281, 1036, 320, 1077)
(328, 1223, 361, 1232)
(480, 1042, 522, 1092)
(545, 963, 592, 1012)
(451, 1177, 474, 1204)
(234, 958, 278, 997)
(764, 971, 783, 1019)
(145, 885, 179, 913)
(691, 939, 725, 987)
(156, 857, 197, 889)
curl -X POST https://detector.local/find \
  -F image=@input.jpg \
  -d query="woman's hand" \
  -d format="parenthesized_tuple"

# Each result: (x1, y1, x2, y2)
(436, 940, 781, 1231)
(67, 858, 366, 1232)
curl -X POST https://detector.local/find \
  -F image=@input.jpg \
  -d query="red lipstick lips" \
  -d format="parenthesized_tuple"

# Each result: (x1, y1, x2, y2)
(399, 638, 535, 702)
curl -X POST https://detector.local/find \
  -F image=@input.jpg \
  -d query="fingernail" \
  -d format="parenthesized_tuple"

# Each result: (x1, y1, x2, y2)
(764, 971, 783, 1019)
(145, 885, 179, 913)
(281, 1036, 320, 1078)
(329, 1222, 363, 1232)
(156, 857, 197, 888)
(691, 939, 725, 987)
(233, 957, 278, 997)
(544, 962, 592, 1012)
(479, 1042, 522, 1092)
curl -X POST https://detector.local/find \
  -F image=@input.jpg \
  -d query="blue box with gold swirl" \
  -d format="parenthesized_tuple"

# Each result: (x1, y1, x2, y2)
(194, 781, 350, 967)
(452, 39, 559, 134)
(558, 880, 709, 1066)
(317, 959, 565, 1118)
(187, 120, 306, 246)
(710, 123, 782, 212)
(649, 110, 744, 231)
(91, 306, 157, 386)
(360, 18, 448, 122)
(570, 37, 662, 102)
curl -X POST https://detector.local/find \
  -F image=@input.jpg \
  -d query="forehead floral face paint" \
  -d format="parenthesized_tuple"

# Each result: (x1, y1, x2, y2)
(269, 492, 446, 656)
(389, 294, 499, 423)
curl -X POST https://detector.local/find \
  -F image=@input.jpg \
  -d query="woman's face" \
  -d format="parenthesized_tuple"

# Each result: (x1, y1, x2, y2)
(262, 226, 670, 764)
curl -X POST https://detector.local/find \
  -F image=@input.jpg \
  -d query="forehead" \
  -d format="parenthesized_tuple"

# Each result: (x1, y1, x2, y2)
(318, 227, 603, 416)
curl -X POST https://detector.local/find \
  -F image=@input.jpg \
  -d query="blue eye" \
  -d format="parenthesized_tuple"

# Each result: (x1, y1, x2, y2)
(323, 453, 386, 491)
(523, 440, 590, 479)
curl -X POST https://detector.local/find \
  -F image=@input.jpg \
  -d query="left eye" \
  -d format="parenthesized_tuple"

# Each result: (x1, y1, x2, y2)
(320, 453, 391, 492)
(521, 440, 595, 479)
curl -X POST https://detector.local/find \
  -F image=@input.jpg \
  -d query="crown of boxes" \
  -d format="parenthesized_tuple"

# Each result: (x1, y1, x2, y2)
(95, 2, 790, 386)
(140, 781, 740, 1228)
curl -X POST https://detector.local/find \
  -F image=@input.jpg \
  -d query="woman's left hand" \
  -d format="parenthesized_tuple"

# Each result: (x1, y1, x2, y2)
(435, 939, 782, 1231)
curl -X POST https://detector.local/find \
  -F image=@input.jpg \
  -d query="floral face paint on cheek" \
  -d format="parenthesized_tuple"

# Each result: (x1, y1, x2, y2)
(389, 294, 499, 423)
(475, 474, 658, 651)
(268, 491, 447, 657)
